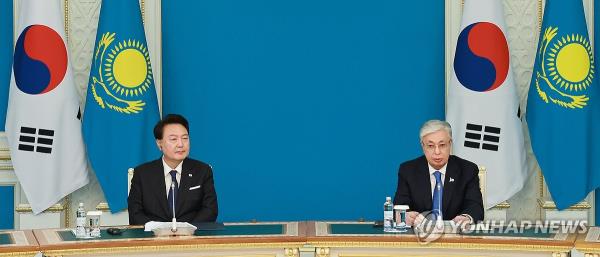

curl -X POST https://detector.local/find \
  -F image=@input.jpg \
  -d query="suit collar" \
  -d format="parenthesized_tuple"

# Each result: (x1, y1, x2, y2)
(176, 158, 192, 214)
(161, 157, 183, 177)
(152, 158, 171, 219)
(442, 156, 459, 217)
(427, 163, 447, 176)
(418, 156, 433, 209)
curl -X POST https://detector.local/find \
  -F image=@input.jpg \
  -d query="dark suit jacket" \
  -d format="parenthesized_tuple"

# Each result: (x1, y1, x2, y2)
(128, 158, 218, 225)
(393, 155, 484, 222)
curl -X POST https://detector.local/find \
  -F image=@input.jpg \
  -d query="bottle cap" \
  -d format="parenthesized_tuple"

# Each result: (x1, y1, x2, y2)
(386, 196, 391, 201)
(394, 205, 409, 210)
(79, 202, 84, 207)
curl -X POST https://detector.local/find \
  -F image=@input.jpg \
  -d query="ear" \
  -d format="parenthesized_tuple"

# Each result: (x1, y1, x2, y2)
(156, 139, 162, 150)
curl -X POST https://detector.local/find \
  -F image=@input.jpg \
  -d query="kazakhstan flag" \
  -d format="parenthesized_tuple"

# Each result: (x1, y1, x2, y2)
(527, 0, 600, 210)
(83, 0, 160, 212)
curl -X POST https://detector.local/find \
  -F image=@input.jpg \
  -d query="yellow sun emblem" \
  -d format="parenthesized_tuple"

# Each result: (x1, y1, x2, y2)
(535, 27, 593, 109)
(89, 32, 153, 114)
(104, 39, 153, 97)
(546, 34, 594, 91)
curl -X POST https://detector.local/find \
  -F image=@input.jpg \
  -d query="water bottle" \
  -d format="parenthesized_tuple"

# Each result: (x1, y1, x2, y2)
(383, 196, 394, 232)
(76, 202, 87, 238)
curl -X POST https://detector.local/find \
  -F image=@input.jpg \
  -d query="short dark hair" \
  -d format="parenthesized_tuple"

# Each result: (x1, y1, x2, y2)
(154, 114, 189, 140)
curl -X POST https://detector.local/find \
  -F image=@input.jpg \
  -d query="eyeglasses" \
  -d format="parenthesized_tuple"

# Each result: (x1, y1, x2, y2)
(422, 141, 451, 152)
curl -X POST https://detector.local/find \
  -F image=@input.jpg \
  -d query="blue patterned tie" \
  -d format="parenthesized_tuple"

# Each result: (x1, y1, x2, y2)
(167, 170, 178, 217)
(432, 171, 443, 221)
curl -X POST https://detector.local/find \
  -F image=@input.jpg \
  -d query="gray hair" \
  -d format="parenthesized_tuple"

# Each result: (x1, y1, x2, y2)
(419, 120, 452, 141)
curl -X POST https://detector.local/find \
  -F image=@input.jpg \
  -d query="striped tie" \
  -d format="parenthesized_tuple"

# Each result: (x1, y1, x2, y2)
(432, 171, 443, 221)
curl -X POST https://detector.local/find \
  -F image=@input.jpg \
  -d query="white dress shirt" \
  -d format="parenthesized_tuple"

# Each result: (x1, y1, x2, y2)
(427, 163, 447, 197)
(162, 157, 182, 197)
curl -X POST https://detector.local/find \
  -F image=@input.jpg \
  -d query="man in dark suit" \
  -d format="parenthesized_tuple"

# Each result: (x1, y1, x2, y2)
(394, 120, 483, 226)
(128, 114, 218, 225)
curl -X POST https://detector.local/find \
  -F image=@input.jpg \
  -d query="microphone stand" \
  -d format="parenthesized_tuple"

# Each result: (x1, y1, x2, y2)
(436, 183, 443, 229)
(438, 185, 443, 222)
(171, 183, 177, 232)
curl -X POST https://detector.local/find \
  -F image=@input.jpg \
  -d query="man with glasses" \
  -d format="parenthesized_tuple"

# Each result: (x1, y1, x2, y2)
(128, 114, 218, 225)
(393, 120, 483, 227)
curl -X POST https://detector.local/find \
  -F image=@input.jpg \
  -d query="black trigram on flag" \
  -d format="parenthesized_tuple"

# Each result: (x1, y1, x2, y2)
(464, 123, 500, 151)
(18, 126, 54, 154)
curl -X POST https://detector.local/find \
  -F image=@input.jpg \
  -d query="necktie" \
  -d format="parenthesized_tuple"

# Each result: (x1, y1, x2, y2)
(167, 170, 178, 217)
(432, 171, 443, 221)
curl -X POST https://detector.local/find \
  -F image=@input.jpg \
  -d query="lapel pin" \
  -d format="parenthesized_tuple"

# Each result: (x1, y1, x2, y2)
(449, 177, 455, 183)
(188, 173, 192, 177)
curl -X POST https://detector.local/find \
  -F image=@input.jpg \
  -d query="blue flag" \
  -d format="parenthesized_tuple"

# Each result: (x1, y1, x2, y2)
(83, 0, 160, 212)
(0, 0, 11, 130)
(527, 0, 600, 210)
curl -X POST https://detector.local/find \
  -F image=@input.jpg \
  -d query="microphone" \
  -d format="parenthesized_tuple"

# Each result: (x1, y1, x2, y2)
(170, 183, 177, 232)
(437, 185, 443, 222)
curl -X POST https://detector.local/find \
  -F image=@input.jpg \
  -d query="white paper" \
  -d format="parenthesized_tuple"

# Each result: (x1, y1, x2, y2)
(144, 221, 197, 232)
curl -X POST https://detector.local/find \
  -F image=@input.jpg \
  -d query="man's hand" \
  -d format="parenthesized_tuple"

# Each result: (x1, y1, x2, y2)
(406, 211, 421, 226)
(452, 214, 472, 229)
